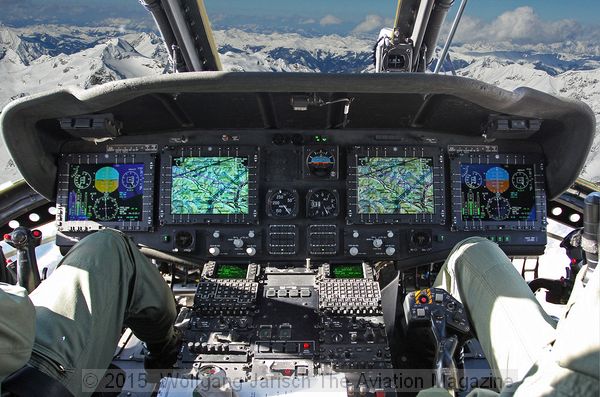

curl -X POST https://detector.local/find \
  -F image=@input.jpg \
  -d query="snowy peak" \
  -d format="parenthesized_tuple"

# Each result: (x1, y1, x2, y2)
(0, 24, 599, 183)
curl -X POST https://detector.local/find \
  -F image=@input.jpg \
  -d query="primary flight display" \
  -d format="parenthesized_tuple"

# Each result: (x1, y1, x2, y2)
(460, 163, 536, 221)
(66, 163, 145, 222)
(171, 157, 249, 215)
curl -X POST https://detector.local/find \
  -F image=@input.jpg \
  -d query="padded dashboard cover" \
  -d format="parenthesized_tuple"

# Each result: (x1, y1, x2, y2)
(0, 72, 595, 200)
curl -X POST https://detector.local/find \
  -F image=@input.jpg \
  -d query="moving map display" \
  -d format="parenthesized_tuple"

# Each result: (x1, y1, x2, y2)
(171, 157, 249, 215)
(67, 163, 144, 222)
(356, 157, 435, 214)
(460, 163, 536, 221)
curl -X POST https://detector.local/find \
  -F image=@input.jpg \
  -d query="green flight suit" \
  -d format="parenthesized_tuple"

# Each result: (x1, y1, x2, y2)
(0, 229, 177, 396)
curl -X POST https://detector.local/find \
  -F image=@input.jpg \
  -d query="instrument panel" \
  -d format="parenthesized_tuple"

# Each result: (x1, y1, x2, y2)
(55, 130, 548, 265)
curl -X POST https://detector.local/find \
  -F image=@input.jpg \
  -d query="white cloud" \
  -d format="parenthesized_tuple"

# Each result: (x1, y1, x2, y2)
(452, 7, 597, 45)
(351, 15, 393, 34)
(320, 15, 342, 26)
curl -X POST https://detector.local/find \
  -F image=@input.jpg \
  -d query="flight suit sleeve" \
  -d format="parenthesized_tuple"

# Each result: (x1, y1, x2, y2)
(0, 283, 35, 383)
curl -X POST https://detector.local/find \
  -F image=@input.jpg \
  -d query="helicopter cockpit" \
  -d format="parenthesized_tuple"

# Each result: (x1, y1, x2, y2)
(0, 1, 598, 397)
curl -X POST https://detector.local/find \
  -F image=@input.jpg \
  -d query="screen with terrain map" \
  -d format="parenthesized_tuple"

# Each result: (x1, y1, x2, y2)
(171, 157, 249, 215)
(356, 157, 434, 214)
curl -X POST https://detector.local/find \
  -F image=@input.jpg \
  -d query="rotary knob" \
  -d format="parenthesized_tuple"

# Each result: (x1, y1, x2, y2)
(385, 246, 396, 256)
(208, 247, 220, 256)
(372, 238, 383, 248)
(246, 247, 256, 256)
(233, 238, 244, 248)
(349, 247, 359, 256)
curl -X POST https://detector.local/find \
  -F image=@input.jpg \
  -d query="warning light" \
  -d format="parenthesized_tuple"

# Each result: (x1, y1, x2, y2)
(3, 234, 11, 241)
(419, 296, 428, 304)
(303, 343, 311, 350)
(282, 369, 294, 376)
(32, 230, 42, 238)
(571, 258, 577, 264)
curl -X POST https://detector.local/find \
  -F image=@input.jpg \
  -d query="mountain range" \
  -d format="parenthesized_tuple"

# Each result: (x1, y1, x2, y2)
(1, 24, 598, 186)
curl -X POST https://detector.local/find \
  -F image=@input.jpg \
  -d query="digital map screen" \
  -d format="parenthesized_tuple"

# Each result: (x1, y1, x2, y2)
(356, 157, 435, 214)
(171, 157, 249, 215)
(460, 163, 536, 221)
(67, 163, 144, 222)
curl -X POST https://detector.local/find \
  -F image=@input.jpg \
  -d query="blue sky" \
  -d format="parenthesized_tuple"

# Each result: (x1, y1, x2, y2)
(1, 0, 599, 44)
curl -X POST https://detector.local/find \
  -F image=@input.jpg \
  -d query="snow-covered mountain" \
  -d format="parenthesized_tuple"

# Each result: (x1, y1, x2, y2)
(1, 24, 599, 186)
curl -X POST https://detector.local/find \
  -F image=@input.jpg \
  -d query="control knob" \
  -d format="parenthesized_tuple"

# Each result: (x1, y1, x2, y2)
(208, 247, 220, 256)
(233, 238, 244, 248)
(373, 238, 383, 248)
(385, 246, 396, 256)
(246, 247, 256, 256)
(349, 247, 359, 256)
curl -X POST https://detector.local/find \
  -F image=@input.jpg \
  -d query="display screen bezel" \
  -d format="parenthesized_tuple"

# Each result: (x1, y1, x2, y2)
(346, 146, 446, 225)
(159, 146, 259, 225)
(56, 152, 156, 232)
(450, 153, 547, 231)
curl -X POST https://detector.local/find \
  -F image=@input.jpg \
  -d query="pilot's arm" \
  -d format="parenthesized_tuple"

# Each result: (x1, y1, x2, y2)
(0, 284, 35, 385)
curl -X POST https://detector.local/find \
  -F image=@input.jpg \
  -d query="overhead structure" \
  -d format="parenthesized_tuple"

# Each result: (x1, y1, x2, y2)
(375, 0, 454, 73)
(140, 0, 222, 72)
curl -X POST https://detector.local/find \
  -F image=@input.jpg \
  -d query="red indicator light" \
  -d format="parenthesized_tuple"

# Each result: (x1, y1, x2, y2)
(571, 258, 577, 264)
(419, 296, 428, 304)
(32, 230, 42, 238)
(282, 369, 294, 376)
(303, 343, 311, 349)
(3, 234, 10, 241)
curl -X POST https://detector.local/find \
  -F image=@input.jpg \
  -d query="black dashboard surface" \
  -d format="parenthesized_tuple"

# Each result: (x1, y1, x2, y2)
(53, 129, 548, 267)
(1, 72, 595, 266)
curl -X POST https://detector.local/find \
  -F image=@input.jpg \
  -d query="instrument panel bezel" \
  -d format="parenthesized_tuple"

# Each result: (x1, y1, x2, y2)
(450, 153, 547, 231)
(346, 145, 446, 225)
(158, 146, 260, 225)
(55, 152, 156, 232)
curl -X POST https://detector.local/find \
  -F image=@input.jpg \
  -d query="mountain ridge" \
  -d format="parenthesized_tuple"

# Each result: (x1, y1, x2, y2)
(0, 24, 598, 185)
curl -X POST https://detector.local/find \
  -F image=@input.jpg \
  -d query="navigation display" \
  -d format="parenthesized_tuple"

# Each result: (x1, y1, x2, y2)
(331, 264, 364, 279)
(171, 157, 249, 215)
(460, 163, 536, 221)
(67, 163, 144, 222)
(356, 157, 434, 214)
(216, 264, 248, 279)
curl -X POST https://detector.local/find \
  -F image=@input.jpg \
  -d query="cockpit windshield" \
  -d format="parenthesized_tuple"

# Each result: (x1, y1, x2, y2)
(1, 1, 598, 189)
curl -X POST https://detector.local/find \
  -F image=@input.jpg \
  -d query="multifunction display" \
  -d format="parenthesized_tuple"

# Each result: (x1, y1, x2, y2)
(347, 146, 446, 225)
(451, 153, 546, 231)
(356, 157, 434, 215)
(460, 164, 536, 221)
(159, 147, 259, 225)
(171, 157, 249, 215)
(67, 163, 145, 222)
(56, 153, 155, 232)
